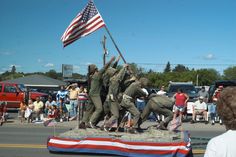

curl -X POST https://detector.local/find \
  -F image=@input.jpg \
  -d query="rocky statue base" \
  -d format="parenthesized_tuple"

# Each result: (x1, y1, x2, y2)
(47, 127, 192, 157)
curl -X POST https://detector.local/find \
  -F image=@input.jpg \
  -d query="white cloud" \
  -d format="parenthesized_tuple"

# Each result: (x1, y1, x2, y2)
(37, 59, 42, 63)
(0, 51, 12, 56)
(204, 53, 215, 60)
(0, 64, 22, 72)
(86, 62, 93, 65)
(44, 63, 54, 67)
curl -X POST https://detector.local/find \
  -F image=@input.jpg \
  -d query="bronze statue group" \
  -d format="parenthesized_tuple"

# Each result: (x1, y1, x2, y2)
(79, 56, 174, 134)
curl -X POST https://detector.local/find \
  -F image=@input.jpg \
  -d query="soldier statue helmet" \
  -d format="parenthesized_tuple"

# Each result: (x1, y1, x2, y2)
(139, 77, 149, 88)
(88, 64, 98, 74)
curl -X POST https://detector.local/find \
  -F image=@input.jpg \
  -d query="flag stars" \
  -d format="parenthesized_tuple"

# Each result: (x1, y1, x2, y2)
(61, 0, 105, 47)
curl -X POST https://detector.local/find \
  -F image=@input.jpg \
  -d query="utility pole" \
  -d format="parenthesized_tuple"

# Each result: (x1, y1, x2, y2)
(196, 74, 199, 86)
(101, 35, 108, 66)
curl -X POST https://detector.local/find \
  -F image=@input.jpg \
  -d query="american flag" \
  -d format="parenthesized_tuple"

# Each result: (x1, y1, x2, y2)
(61, 0, 105, 47)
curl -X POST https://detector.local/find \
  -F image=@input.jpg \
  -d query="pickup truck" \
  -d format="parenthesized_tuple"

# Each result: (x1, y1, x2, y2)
(208, 80, 236, 103)
(0, 82, 48, 108)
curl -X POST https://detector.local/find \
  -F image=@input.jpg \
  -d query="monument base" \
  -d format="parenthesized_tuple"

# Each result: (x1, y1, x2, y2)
(47, 127, 192, 157)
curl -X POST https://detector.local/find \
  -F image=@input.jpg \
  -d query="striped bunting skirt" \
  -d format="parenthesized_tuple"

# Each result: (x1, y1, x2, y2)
(47, 133, 192, 157)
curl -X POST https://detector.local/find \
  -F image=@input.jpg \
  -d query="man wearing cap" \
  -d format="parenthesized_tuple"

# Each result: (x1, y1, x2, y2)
(191, 96, 208, 124)
(197, 86, 209, 103)
(212, 85, 223, 102)
(209, 85, 224, 125)
(66, 84, 80, 118)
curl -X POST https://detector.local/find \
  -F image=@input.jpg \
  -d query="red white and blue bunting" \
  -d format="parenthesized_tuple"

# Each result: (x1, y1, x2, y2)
(47, 134, 191, 157)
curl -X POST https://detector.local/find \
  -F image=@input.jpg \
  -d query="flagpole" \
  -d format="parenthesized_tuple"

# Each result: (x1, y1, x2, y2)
(53, 123, 56, 136)
(104, 25, 127, 64)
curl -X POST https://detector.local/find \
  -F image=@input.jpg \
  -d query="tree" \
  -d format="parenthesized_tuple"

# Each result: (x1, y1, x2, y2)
(196, 69, 221, 85)
(223, 66, 236, 80)
(129, 63, 145, 77)
(164, 61, 171, 73)
(172, 64, 189, 72)
(45, 69, 58, 79)
(11, 65, 16, 73)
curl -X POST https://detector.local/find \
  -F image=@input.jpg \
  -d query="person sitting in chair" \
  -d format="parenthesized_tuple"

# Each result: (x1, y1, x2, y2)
(191, 96, 208, 124)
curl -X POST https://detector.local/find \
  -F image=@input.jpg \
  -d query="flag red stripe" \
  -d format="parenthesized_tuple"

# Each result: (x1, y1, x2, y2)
(63, 15, 103, 42)
(61, 1, 106, 47)
(48, 143, 189, 155)
(49, 137, 188, 147)
(63, 23, 104, 47)
(64, 14, 82, 34)
(61, 14, 82, 40)
(63, 21, 105, 47)
(62, 20, 84, 41)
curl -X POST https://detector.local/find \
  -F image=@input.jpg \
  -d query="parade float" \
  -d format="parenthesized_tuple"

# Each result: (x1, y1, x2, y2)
(48, 0, 193, 156)
(47, 127, 192, 157)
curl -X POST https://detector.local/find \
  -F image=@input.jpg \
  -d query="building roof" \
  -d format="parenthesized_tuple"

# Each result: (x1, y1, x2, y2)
(3, 74, 66, 87)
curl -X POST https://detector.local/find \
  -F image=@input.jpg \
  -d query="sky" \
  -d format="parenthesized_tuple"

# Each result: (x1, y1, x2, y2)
(0, 0, 235, 75)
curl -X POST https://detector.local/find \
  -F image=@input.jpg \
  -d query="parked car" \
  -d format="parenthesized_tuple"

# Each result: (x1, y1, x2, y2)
(167, 81, 198, 114)
(0, 82, 48, 108)
(146, 88, 159, 95)
(208, 80, 236, 103)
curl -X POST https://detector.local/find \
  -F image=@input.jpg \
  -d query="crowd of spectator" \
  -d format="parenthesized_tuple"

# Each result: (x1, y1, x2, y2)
(134, 84, 225, 126)
(18, 84, 88, 123)
(13, 80, 226, 128)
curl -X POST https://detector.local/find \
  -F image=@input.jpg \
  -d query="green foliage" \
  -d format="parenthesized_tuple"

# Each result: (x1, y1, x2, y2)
(72, 73, 85, 79)
(0, 64, 230, 88)
(45, 69, 58, 79)
(223, 66, 236, 80)
(128, 63, 145, 78)
(0, 70, 86, 81)
(164, 61, 171, 73)
(172, 64, 189, 72)
(11, 65, 16, 74)
(196, 69, 221, 85)
(1, 72, 24, 80)
(144, 67, 221, 87)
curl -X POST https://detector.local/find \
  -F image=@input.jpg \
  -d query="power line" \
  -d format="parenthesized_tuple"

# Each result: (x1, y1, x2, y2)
(136, 63, 236, 67)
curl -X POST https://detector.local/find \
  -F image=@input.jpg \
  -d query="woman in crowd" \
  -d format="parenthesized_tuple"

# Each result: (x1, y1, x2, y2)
(172, 88, 189, 123)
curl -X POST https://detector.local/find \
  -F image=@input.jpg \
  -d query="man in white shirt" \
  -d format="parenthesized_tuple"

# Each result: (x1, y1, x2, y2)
(204, 87, 236, 157)
(136, 88, 149, 112)
(157, 86, 167, 95)
(191, 96, 208, 124)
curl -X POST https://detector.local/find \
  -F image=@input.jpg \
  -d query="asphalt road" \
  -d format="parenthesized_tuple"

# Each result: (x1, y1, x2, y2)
(0, 111, 225, 157)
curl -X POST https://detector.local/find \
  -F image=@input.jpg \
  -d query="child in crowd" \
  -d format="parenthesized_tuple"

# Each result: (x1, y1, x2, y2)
(57, 97, 68, 122)
(44, 96, 57, 117)
(48, 105, 59, 120)
(0, 102, 7, 126)
(19, 100, 27, 123)
(25, 99, 34, 123)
